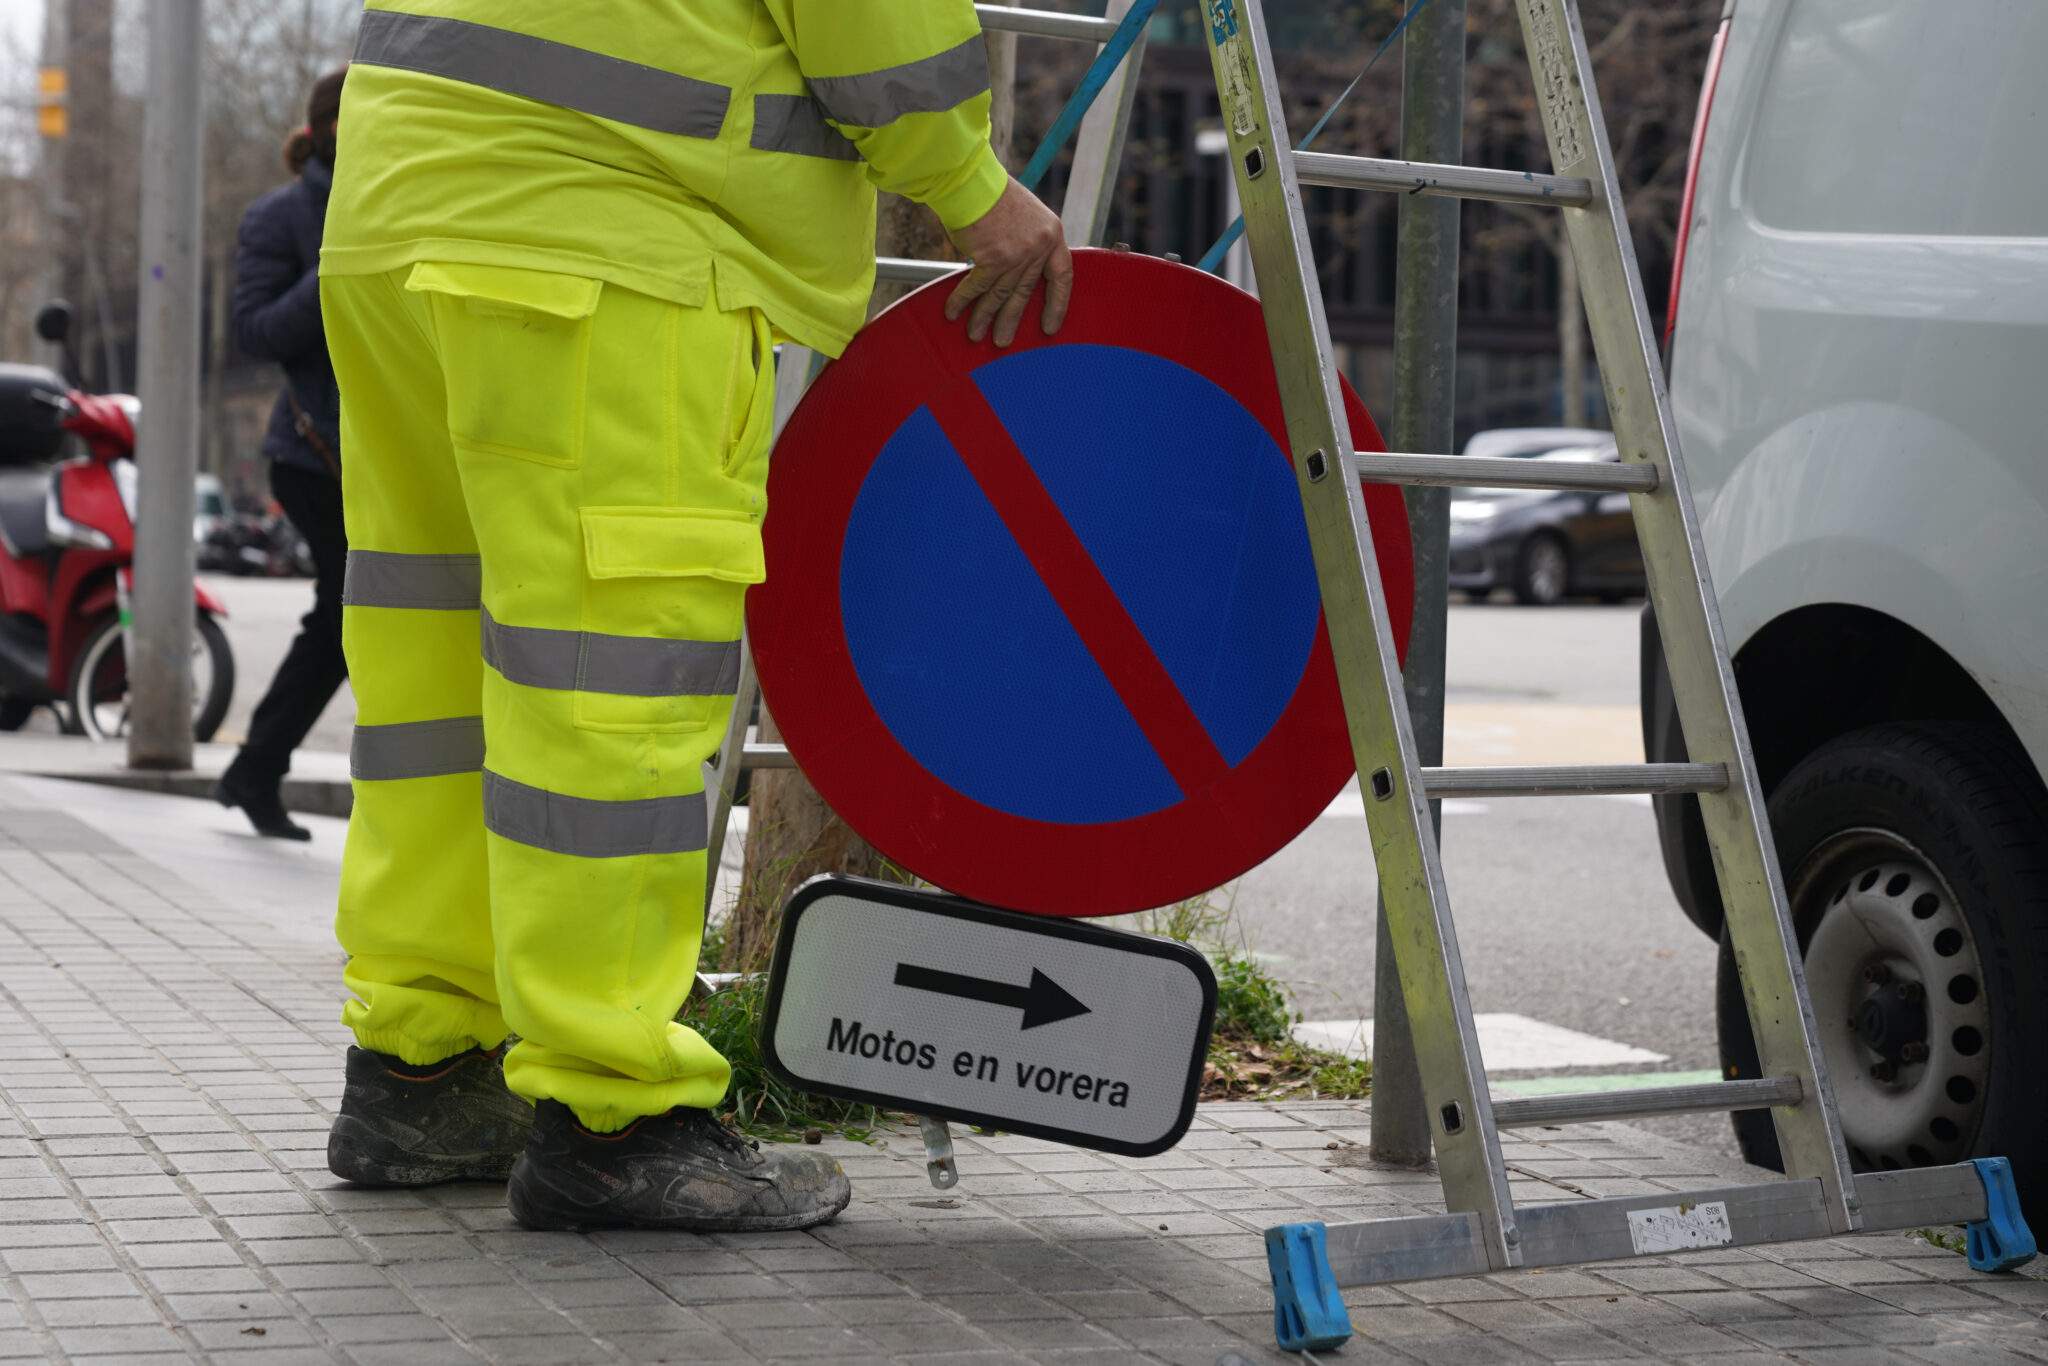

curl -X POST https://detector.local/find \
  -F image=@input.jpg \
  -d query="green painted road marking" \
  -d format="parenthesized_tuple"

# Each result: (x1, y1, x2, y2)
(1491, 1068, 1721, 1098)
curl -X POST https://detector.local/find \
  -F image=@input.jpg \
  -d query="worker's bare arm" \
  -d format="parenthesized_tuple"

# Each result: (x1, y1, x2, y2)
(945, 177, 1073, 349)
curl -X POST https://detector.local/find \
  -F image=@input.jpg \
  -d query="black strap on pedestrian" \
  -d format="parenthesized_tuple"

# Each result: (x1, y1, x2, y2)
(285, 388, 341, 480)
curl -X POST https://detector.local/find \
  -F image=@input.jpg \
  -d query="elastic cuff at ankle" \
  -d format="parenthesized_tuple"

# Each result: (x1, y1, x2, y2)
(352, 1031, 500, 1069)
(568, 1103, 719, 1136)
(569, 1105, 654, 1135)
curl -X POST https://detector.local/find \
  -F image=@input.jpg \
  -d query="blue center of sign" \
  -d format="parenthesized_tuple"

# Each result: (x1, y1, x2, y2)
(839, 344, 1321, 826)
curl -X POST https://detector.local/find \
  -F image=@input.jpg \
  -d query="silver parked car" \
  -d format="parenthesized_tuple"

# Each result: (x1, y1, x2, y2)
(1651, 0, 2048, 1214)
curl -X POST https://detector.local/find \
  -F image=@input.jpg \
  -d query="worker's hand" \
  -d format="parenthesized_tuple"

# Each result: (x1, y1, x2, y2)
(945, 177, 1073, 348)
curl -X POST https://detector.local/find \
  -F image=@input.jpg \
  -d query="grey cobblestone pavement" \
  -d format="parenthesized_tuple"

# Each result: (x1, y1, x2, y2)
(0, 777, 2044, 1363)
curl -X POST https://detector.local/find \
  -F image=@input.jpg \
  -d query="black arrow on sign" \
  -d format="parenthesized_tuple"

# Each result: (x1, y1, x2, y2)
(893, 962, 1091, 1030)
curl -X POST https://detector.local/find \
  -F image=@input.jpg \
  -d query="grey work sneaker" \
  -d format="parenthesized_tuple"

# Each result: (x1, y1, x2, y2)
(507, 1100, 852, 1233)
(327, 1045, 534, 1187)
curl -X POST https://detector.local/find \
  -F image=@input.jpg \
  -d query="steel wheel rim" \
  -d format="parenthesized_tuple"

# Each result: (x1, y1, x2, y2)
(75, 624, 218, 743)
(1528, 540, 1567, 602)
(1792, 828, 1991, 1170)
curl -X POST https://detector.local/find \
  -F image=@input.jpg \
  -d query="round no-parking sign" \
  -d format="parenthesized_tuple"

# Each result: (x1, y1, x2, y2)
(750, 250, 1412, 917)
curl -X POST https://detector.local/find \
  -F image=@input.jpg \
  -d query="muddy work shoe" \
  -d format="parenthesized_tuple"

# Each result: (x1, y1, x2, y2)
(508, 1101, 852, 1233)
(327, 1046, 533, 1186)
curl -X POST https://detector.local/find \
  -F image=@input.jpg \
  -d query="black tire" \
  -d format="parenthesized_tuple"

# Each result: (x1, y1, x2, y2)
(193, 614, 235, 741)
(0, 698, 34, 731)
(67, 613, 235, 744)
(1511, 534, 1570, 606)
(1718, 722, 2048, 1224)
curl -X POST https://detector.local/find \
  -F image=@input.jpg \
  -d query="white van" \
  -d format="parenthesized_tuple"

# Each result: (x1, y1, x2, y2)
(1649, 0, 2048, 1208)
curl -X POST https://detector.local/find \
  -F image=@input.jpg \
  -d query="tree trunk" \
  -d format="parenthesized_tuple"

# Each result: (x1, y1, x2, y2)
(1558, 239, 1587, 429)
(63, 0, 116, 390)
(727, 34, 1018, 971)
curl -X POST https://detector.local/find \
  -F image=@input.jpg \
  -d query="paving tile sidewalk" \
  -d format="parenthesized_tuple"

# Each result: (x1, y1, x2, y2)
(0, 776, 2044, 1364)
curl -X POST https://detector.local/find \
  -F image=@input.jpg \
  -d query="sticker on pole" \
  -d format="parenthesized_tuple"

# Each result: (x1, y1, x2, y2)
(751, 248, 1413, 917)
(763, 877, 1216, 1156)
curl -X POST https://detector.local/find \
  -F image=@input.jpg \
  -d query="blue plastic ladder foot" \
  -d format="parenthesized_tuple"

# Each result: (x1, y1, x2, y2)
(1965, 1157, 2037, 1273)
(1265, 1222, 1352, 1353)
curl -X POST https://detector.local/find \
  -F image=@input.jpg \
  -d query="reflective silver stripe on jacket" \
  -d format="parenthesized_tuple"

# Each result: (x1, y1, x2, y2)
(352, 717, 485, 781)
(354, 9, 730, 139)
(807, 36, 989, 128)
(750, 94, 860, 161)
(343, 552, 482, 611)
(481, 608, 742, 698)
(483, 771, 706, 859)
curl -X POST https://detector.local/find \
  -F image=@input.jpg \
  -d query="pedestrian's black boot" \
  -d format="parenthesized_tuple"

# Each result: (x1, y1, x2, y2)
(328, 1045, 533, 1186)
(213, 771, 310, 841)
(508, 1101, 852, 1233)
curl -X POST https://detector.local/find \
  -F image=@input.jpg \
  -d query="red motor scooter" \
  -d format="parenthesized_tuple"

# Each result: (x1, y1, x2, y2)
(0, 302, 234, 741)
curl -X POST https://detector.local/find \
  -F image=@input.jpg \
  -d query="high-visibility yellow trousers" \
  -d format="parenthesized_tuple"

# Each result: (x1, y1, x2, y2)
(324, 262, 776, 1132)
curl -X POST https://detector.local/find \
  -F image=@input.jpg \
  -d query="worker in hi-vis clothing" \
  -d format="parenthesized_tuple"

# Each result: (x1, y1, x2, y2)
(319, 1, 1072, 1231)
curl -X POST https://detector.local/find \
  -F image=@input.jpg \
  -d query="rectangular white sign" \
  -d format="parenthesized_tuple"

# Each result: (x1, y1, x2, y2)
(764, 878, 1216, 1155)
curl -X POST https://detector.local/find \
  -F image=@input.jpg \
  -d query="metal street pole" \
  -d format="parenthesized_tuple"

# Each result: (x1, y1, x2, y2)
(127, 0, 205, 770)
(1371, 0, 1467, 1167)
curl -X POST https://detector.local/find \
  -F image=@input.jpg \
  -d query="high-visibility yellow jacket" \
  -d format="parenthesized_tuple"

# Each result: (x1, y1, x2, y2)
(323, 0, 1008, 355)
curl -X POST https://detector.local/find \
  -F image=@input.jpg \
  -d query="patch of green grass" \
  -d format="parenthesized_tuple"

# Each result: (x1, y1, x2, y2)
(1129, 887, 1372, 1103)
(1135, 889, 1237, 946)
(1913, 1226, 1967, 1256)
(1205, 1033, 1373, 1102)
(1213, 951, 1294, 1046)
(680, 974, 884, 1143)
(698, 914, 729, 972)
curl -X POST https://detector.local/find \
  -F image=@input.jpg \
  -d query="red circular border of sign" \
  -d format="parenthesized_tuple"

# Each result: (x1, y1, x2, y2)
(751, 249, 1413, 917)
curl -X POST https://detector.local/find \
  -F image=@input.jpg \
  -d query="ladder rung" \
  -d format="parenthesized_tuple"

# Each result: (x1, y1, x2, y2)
(975, 5, 1121, 42)
(877, 256, 963, 285)
(1492, 1076, 1802, 1129)
(742, 742, 798, 771)
(1355, 451, 1657, 494)
(1293, 151, 1594, 209)
(1419, 764, 1727, 798)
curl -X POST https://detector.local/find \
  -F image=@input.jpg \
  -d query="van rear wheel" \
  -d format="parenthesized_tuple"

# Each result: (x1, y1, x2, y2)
(1717, 722, 2048, 1223)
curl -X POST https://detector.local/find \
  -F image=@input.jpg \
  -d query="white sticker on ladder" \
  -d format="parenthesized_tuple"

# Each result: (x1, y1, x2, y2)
(1628, 1200, 1734, 1255)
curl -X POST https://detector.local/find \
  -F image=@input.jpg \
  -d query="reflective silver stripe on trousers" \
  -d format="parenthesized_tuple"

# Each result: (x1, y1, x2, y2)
(343, 552, 482, 611)
(483, 771, 706, 859)
(354, 9, 730, 139)
(352, 717, 485, 781)
(807, 36, 990, 128)
(480, 608, 742, 698)
(750, 94, 860, 161)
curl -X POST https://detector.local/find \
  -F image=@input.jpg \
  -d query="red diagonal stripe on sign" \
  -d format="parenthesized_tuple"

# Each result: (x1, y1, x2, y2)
(925, 376, 1231, 796)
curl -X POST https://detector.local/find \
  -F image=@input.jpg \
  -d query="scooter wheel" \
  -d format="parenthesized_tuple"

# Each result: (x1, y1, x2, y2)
(67, 612, 235, 743)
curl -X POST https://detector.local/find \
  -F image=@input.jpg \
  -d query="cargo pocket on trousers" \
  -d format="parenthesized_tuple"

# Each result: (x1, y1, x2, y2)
(722, 311, 778, 480)
(574, 507, 765, 735)
(407, 262, 601, 469)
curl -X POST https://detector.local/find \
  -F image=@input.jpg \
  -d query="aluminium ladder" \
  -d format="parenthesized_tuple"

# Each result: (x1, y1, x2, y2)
(700, 1, 1150, 926)
(1198, 0, 2032, 1349)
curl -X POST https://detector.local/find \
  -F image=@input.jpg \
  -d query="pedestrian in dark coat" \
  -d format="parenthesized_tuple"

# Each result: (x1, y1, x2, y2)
(215, 69, 349, 841)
